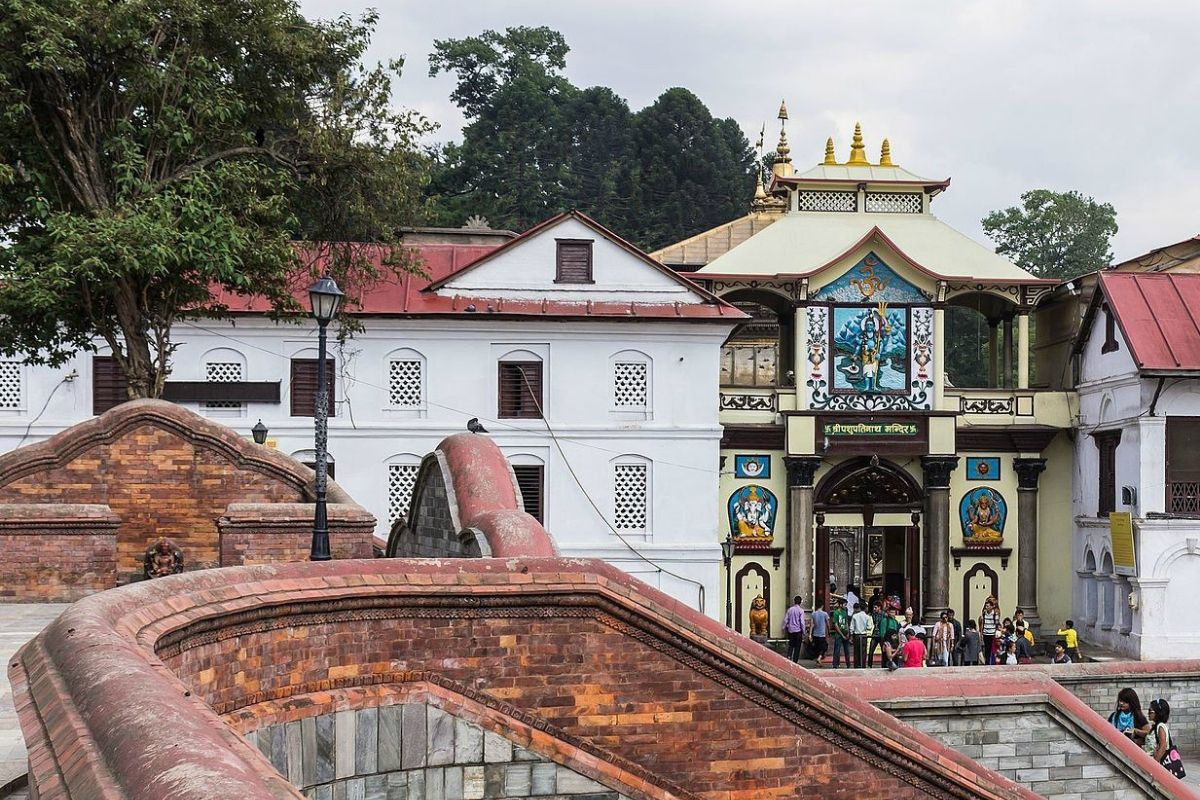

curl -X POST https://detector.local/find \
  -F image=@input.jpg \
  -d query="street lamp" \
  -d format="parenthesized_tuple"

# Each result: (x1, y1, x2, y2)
(721, 533, 735, 628)
(308, 275, 344, 561)
(251, 420, 269, 445)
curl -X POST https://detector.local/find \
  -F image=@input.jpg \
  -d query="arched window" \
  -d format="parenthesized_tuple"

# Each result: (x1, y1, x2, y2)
(386, 348, 425, 411)
(385, 453, 422, 525)
(611, 454, 651, 534)
(0, 359, 24, 411)
(508, 453, 546, 524)
(497, 349, 543, 419)
(611, 350, 651, 417)
(201, 347, 247, 417)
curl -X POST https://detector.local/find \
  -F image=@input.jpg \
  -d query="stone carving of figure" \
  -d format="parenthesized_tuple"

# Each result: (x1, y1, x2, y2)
(143, 537, 184, 579)
(749, 595, 769, 637)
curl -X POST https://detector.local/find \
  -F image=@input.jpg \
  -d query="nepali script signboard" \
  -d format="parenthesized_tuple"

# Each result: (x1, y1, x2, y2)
(815, 416, 928, 455)
(1109, 512, 1137, 576)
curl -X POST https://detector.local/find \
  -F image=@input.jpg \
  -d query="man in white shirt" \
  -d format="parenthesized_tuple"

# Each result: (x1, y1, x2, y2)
(849, 603, 872, 669)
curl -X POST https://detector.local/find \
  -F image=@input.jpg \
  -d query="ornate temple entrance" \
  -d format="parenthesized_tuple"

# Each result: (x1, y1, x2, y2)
(814, 457, 923, 613)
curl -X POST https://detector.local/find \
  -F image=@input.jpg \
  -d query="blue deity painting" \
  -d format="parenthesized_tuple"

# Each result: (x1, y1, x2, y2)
(728, 485, 777, 540)
(959, 487, 1007, 545)
(812, 252, 930, 304)
(832, 305, 908, 392)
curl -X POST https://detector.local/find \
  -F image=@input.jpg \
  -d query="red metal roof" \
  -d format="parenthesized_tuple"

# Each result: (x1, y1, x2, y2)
(1098, 271, 1200, 372)
(212, 219, 742, 322)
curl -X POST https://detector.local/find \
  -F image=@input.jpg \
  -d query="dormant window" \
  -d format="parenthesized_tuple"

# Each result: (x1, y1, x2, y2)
(290, 358, 335, 417)
(498, 361, 543, 419)
(387, 462, 421, 524)
(613, 460, 649, 532)
(613, 360, 649, 410)
(1102, 305, 1120, 354)
(1167, 418, 1200, 514)
(388, 359, 423, 408)
(555, 240, 593, 283)
(0, 361, 22, 410)
(1094, 429, 1121, 516)
(205, 361, 244, 412)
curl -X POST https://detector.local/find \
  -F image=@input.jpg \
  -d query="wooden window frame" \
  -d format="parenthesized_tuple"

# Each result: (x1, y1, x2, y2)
(290, 358, 336, 417)
(1101, 305, 1119, 354)
(1167, 417, 1200, 514)
(1093, 429, 1121, 517)
(92, 356, 130, 415)
(498, 361, 543, 419)
(512, 464, 545, 524)
(555, 239, 594, 284)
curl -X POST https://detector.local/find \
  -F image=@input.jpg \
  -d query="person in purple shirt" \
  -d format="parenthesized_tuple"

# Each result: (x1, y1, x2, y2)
(784, 595, 806, 663)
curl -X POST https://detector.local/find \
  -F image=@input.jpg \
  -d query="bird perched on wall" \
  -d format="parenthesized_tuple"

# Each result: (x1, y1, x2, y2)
(467, 418, 488, 434)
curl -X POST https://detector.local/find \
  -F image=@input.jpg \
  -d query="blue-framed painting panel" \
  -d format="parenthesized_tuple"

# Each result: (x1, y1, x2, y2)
(966, 457, 1001, 481)
(734, 454, 771, 479)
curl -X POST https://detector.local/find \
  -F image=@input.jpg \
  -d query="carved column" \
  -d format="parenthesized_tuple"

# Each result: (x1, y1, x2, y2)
(784, 456, 822, 608)
(1014, 457, 1047, 642)
(921, 455, 959, 623)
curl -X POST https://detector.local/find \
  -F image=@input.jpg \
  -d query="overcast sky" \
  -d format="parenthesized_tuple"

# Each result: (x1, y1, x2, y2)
(299, 0, 1200, 261)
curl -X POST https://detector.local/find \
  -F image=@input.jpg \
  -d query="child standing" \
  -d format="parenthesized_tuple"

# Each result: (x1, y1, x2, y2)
(1057, 620, 1080, 662)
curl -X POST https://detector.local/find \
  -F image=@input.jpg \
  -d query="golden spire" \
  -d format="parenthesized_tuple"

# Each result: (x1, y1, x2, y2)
(846, 122, 870, 166)
(771, 100, 792, 177)
(823, 137, 837, 166)
(879, 138, 895, 167)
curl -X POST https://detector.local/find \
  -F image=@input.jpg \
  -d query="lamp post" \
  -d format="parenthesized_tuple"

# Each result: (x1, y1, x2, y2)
(308, 275, 344, 561)
(721, 533, 735, 628)
(251, 420, 269, 445)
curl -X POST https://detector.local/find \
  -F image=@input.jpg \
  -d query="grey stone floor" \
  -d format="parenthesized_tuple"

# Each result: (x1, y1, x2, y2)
(0, 604, 67, 791)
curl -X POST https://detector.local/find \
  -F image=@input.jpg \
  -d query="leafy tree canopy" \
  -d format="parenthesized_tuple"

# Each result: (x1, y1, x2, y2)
(982, 189, 1118, 280)
(0, 0, 431, 397)
(427, 27, 756, 250)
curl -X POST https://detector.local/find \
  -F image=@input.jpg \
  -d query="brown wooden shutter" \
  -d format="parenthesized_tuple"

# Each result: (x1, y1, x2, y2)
(1095, 430, 1120, 516)
(555, 240, 593, 283)
(290, 359, 336, 417)
(1167, 418, 1200, 513)
(512, 464, 544, 523)
(498, 361, 543, 418)
(92, 356, 129, 414)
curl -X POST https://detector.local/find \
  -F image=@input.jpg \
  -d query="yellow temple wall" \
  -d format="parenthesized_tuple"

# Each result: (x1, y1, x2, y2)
(1037, 433, 1075, 631)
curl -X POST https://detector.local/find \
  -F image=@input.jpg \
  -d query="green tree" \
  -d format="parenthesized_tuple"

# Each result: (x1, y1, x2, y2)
(0, 0, 430, 398)
(981, 189, 1118, 280)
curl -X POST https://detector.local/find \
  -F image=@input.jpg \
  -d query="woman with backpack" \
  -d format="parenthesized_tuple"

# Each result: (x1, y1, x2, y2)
(1148, 698, 1187, 779)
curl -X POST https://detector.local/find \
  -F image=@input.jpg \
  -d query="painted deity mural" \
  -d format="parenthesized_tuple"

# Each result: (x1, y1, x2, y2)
(959, 487, 1007, 545)
(728, 485, 777, 540)
(806, 253, 934, 411)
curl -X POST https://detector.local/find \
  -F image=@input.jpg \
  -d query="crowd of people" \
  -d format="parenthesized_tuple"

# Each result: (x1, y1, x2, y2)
(782, 589, 1084, 669)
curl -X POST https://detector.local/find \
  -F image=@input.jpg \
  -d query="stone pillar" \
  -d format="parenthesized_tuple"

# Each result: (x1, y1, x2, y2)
(1017, 311, 1030, 390)
(784, 456, 822, 608)
(921, 455, 959, 623)
(1116, 575, 1132, 635)
(1013, 457, 1047, 642)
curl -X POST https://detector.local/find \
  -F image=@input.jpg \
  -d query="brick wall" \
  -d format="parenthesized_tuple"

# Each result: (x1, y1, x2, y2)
(12, 559, 1036, 800)
(392, 458, 484, 558)
(0, 504, 118, 601)
(0, 400, 373, 588)
(219, 503, 377, 565)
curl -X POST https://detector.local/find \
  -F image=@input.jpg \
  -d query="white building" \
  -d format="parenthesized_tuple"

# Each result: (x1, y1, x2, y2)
(0, 212, 742, 615)
(1073, 270, 1200, 658)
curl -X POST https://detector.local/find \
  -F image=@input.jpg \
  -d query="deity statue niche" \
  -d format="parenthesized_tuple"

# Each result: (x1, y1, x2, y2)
(728, 485, 777, 540)
(959, 487, 1007, 546)
(143, 537, 184, 578)
(831, 303, 908, 393)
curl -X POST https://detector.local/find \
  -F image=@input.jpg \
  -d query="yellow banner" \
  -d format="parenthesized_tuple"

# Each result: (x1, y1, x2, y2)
(1109, 512, 1136, 576)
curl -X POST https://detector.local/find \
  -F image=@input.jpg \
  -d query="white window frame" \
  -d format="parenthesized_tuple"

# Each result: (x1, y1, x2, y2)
(0, 360, 25, 413)
(384, 348, 427, 417)
(201, 347, 247, 418)
(386, 454, 423, 527)
(610, 350, 652, 421)
(611, 454, 652, 537)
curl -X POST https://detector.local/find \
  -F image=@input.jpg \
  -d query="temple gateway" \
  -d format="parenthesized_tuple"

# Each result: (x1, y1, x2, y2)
(655, 112, 1073, 638)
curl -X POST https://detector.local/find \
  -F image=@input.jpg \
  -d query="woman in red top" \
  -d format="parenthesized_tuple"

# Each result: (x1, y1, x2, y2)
(900, 631, 927, 668)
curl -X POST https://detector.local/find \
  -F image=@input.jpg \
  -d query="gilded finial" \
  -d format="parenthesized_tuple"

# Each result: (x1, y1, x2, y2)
(778, 100, 788, 121)
(879, 138, 894, 167)
(823, 137, 837, 166)
(846, 122, 869, 166)
(772, 102, 792, 178)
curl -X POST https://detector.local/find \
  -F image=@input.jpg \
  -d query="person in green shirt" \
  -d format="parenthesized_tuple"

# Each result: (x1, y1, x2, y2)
(869, 605, 900, 668)
(830, 599, 851, 669)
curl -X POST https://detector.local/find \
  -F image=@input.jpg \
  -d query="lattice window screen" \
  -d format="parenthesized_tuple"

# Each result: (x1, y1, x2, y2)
(388, 463, 420, 524)
(864, 192, 922, 214)
(797, 190, 857, 213)
(0, 361, 21, 409)
(613, 463, 648, 531)
(388, 360, 423, 407)
(613, 362, 648, 409)
(205, 362, 242, 409)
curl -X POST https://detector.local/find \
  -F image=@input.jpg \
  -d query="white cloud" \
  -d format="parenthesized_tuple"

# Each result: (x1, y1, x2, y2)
(301, 0, 1200, 260)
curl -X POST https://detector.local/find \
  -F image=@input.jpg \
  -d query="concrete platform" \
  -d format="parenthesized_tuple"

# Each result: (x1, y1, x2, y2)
(0, 604, 67, 790)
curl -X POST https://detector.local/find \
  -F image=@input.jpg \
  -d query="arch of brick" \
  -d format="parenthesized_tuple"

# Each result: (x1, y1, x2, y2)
(386, 432, 557, 559)
(10, 557, 1039, 800)
(0, 399, 375, 600)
